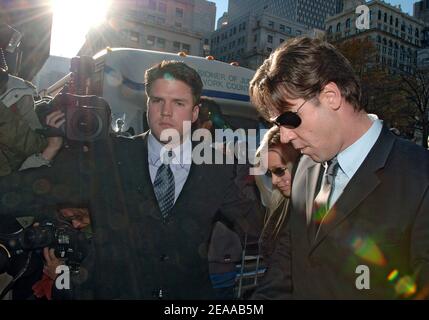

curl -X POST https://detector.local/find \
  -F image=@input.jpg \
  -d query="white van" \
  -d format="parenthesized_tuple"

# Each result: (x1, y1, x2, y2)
(45, 48, 259, 135)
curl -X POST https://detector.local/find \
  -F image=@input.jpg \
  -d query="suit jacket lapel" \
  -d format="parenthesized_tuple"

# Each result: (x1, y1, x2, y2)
(310, 126, 396, 253)
(134, 132, 163, 219)
(306, 163, 323, 226)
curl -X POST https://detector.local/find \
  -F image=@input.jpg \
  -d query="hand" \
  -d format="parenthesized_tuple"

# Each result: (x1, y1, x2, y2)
(43, 247, 64, 280)
(41, 110, 65, 161)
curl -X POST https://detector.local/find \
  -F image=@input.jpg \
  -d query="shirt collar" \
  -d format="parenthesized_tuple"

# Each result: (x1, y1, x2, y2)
(148, 131, 192, 167)
(336, 116, 383, 179)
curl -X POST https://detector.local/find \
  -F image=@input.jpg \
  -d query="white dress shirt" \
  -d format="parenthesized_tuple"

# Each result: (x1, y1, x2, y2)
(328, 116, 383, 209)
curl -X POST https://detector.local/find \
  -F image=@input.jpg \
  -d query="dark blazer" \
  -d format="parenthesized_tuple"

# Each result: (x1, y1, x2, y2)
(0, 133, 263, 299)
(253, 126, 429, 299)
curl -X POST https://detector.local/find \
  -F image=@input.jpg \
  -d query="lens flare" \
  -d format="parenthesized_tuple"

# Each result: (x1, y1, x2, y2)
(395, 276, 417, 298)
(352, 237, 387, 266)
(387, 269, 399, 282)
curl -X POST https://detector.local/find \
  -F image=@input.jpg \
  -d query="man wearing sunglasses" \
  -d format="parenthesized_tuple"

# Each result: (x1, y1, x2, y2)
(249, 37, 429, 300)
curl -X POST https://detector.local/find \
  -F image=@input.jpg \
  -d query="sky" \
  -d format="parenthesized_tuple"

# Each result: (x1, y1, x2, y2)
(50, 0, 416, 58)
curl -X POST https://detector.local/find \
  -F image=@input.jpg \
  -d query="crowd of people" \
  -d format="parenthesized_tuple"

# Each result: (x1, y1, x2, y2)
(0, 36, 428, 300)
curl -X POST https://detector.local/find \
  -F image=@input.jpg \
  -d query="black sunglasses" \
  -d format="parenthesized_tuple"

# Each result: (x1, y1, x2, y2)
(271, 99, 308, 129)
(266, 167, 288, 178)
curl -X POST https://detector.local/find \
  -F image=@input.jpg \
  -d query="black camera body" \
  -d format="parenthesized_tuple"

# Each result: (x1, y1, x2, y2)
(36, 93, 111, 142)
(0, 221, 89, 274)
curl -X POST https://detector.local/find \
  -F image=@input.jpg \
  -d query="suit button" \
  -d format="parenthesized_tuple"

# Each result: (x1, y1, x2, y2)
(152, 287, 166, 299)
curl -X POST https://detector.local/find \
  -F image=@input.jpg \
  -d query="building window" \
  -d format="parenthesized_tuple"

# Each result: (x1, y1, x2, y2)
(336, 22, 341, 32)
(147, 35, 155, 46)
(121, 29, 140, 43)
(129, 31, 140, 42)
(280, 38, 284, 44)
(158, 2, 167, 13)
(175, 21, 182, 28)
(157, 17, 165, 24)
(176, 8, 183, 18)
(267, 35, 273, 43)
(157, 37, 166, 48)
(395, 18, 399, 28)
(416, 28, 420, 38)
(390, 15, 393, 25)
(148, 0, 157, 10)
(346, 18, 351, 29)
(182, 43, 190, 53)
(296, 30, 302, 35)
(254, 34, 257, 42)
(378, 10, 381, 20)
(280, 24, 285, 32)
(328, 26, 333, 34)
(267, 47, 272, 53)
(173, 41, 180, 51)
(384, 13, 387, 23)
(268, 21, 274, 28)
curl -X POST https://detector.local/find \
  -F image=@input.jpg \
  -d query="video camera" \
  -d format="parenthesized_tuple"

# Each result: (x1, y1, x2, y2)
(36, 92, 111, 142)
(0, 220, 89, 275)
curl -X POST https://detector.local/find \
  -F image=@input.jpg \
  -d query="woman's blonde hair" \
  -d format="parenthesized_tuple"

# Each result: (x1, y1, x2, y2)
(255, 126, 300, 244)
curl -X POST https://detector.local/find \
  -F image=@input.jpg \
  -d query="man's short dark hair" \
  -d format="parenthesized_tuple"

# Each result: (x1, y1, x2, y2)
(249, 37, 362, 120)
(145, 60, 203, 105)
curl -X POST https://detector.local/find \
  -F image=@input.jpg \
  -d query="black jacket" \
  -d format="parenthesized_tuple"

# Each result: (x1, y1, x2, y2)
(0, 133, 263, 299)
(252, 126, 429, 300)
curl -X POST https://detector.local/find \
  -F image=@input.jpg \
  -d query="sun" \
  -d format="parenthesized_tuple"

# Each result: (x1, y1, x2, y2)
(50, 0, 112, 57)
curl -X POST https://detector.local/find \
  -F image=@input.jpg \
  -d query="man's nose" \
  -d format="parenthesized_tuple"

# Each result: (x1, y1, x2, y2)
(279, 126, 296, 143)
(161, 102, 172, 116)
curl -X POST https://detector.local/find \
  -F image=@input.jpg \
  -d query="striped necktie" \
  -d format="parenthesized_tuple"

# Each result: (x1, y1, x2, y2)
(153, 150, 175, 219)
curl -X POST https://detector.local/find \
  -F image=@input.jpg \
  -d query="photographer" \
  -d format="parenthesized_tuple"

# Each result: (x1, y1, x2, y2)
(1, 23, 65, 300)
(1, 22, 65, 175)
(32, 207, 94, 300)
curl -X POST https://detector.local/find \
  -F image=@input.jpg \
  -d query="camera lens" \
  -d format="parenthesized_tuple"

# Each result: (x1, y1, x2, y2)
(69, 107, 103, 140)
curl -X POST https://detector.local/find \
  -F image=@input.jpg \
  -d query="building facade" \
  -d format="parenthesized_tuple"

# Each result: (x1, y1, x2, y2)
(228, 0, 338, 30)
(79, 0, 216, 57)
(326, 0, 425, 73)
(414, 0, 429, 23)
(210, 13, 310, 70)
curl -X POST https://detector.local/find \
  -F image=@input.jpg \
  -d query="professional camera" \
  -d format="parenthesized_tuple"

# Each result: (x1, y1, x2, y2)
(0, 220, 89, 275)
(36, 92, 111, 142)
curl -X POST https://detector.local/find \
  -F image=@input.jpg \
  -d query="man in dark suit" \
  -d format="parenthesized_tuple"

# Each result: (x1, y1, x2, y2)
(248, 37, 429, 299)
(0, 61, 263, 299)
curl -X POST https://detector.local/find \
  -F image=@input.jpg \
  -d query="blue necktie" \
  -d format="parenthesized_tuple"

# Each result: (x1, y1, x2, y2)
(153, 151, 175, 219)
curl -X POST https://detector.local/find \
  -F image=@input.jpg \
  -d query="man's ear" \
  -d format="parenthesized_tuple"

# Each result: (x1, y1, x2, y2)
(321, 82, 342, 111)
(191, 104, 200, 123)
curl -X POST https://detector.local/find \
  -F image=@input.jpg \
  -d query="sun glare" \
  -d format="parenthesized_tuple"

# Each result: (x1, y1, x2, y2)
(50, 0, 112, 57)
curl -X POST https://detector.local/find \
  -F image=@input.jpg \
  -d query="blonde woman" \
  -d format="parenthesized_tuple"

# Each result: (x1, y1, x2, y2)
(255, 126, 300, 257)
